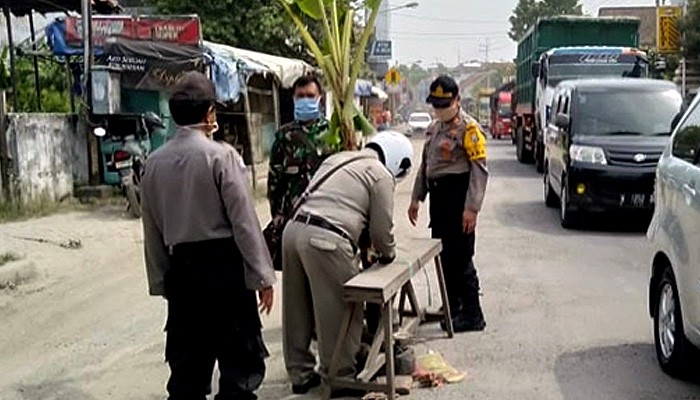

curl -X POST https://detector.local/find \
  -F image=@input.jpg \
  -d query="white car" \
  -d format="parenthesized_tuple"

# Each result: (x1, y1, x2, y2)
(648, 93, 700, 378)
(408, 112, 432, 135)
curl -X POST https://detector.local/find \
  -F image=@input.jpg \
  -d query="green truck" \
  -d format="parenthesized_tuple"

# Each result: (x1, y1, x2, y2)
(513, 16, 648, 171)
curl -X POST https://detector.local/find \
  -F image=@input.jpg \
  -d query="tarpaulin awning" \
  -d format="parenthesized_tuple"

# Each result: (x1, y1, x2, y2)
(46, 19, 105, 57)
(356, 79, 388, 100)
(204, 41, 314, 89)
(99, 38, 205, 91)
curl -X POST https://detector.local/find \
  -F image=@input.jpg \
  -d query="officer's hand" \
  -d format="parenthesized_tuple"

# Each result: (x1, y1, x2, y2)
(463, 210, 478, 234)
(258, 286, 274, 315)
(408, 201, 420, 226)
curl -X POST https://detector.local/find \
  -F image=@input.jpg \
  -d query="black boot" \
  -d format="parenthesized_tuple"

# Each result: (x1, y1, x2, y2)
(441, 297, 485, 333)
(452, 304, 486, 332)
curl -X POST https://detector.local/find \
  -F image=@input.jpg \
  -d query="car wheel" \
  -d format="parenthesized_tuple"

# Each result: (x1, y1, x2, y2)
(560, 179, 577, 228)
(535, 139, 545, 173)
(654, 267, 697, 378)
(544, 168, 558, 208)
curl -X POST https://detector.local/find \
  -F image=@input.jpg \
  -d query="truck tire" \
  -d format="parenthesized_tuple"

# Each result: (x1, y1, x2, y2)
(516, 128, 533, 164)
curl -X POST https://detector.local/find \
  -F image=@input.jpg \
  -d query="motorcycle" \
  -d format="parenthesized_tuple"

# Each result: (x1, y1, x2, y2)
(93, 112, 165, 218)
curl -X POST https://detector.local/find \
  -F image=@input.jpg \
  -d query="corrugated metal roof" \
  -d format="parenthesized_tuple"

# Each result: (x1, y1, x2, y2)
(0, 0, 119, 16)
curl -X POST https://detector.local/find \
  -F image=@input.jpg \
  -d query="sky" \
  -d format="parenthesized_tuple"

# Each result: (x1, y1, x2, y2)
(390, 0, 657, 67)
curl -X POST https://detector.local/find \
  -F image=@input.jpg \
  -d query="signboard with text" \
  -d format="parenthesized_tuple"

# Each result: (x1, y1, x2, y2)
(657, 6, 682, 54)
(369, 40, 392, 61)
(66, 15, 201, 47)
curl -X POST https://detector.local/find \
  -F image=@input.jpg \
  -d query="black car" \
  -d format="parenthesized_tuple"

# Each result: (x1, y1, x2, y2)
(543, 79, 683, 228)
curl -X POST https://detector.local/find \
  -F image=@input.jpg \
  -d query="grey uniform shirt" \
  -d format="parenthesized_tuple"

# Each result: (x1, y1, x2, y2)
(297, 149, 397, 259)
(141, 128, 276, 296)
(411, 111, 489, 212)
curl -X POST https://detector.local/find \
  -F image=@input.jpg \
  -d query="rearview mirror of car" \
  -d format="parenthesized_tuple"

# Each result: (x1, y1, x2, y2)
(531, 62, 540, 79)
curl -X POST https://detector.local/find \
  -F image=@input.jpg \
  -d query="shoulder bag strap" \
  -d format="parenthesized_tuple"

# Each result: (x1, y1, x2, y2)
(286, 154, 372, 219)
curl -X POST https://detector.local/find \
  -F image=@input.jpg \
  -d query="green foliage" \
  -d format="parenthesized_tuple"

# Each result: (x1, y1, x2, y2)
(397, 63, 429, 87)
(146, 0, 322, 63)
(682, 0, 700, 59)
(0, 46, 72, 113)
(280, 0, 380, 150)
(509, 0, 583, 42)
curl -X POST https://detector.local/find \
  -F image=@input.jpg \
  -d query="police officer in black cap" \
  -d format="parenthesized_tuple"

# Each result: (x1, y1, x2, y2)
(408, 75, 488, 332)
(141, 71, 276, 399)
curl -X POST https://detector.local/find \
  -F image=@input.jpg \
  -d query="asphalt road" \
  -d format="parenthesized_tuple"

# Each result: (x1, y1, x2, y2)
(0, 137, 698, 399)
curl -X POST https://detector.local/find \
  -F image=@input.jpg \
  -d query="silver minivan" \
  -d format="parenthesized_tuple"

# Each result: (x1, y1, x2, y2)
(648, 93, 700, 378)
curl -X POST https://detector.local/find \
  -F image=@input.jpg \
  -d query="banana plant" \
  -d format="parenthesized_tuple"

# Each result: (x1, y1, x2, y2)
(279, 0, 381, 150)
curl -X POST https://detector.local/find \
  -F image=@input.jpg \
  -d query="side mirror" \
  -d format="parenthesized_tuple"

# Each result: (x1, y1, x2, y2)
(93, 127, 107, 137)
(531, 62, 540, 79)
(555, 113, 570, 129)
(671, 112, 683, 132)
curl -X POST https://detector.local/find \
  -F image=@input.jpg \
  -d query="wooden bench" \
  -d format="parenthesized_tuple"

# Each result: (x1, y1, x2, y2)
(323, 238, 454, 400)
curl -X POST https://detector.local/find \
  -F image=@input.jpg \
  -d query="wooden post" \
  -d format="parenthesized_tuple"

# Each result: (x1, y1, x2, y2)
(3, 5, 18, 111)
(0, 91, 9, 203)
(28, 10, 41, 112)
(243, 85, 257, 190)
(81, 0, 100, 184)
(383, 297, 396, 399)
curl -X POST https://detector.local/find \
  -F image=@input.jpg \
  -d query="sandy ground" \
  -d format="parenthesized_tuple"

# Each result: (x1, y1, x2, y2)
(0, 138, 699, 400)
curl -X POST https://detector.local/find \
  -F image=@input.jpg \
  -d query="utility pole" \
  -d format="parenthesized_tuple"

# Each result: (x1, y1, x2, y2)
(479, 39, 491, 89)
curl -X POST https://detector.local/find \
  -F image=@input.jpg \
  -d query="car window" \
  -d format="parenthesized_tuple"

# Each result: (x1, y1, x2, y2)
(672, 103, 700, 164)
(573, 88, 682, 137)
(563, 96, 570, 115)
(550, 94, 561, 124)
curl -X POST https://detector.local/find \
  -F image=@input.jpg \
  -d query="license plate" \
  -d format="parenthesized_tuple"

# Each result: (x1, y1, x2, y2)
(620, 193, 653, 208)
(114, 160, 132, 169)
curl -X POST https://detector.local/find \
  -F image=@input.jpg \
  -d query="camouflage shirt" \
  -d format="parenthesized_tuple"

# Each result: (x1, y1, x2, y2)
(267, 119, 335, 219)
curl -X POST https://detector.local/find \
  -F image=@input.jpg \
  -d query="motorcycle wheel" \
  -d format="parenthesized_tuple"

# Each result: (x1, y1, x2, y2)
(125, 171, 142, 219)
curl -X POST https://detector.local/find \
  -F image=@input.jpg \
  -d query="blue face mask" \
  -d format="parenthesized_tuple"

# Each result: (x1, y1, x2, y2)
(294, 98, 321, 122)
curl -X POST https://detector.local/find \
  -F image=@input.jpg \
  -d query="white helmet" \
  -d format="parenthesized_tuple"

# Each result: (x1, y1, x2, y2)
(366, 131, 413, 180)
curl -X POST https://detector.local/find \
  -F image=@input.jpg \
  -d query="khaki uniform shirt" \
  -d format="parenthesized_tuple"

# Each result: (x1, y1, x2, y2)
(141, 128, 276, 296)
(411, 111, 489, 212)
(297, 149, 397, 259)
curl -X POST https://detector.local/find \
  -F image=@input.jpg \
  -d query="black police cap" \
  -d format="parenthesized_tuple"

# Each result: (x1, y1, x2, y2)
(426, 75, 459, 107)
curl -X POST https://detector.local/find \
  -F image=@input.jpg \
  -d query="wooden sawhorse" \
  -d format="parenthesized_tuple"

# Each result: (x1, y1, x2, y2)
(323, 238, 454, 399)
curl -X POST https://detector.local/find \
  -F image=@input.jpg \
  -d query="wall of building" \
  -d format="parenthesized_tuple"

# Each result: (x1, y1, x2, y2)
(2, 113, 88, 205)
(598, 7, 657, 49)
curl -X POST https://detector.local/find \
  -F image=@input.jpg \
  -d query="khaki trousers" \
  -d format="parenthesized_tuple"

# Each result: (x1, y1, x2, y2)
(282, 220, 362, 385)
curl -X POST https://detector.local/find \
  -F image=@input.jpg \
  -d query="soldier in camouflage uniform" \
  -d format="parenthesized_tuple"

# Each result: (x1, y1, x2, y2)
(268, 76, 335, 225)
(268, 75, 337, 395)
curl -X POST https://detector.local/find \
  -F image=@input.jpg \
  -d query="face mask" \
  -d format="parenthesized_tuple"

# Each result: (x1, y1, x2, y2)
(434, 103, 459, 122)
(294, 98, 321, 122)
(180, 121, 219, 138)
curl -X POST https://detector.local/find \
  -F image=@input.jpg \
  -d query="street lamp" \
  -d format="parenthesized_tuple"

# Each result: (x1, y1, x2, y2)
(381, 2, 419, 13)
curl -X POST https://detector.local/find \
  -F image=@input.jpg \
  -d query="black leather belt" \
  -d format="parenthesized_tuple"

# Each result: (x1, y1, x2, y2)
(294, 213, 357, 253)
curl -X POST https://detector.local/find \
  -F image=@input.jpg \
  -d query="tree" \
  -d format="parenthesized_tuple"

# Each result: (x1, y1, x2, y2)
(146, 0, 319, 62)
(0, 47, 72, 113)
(278, 0, 379, 151)
(681, 0, 700, 60)
(509, 0, 583, 42)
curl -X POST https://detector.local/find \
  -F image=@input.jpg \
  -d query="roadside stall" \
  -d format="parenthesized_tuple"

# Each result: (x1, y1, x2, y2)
(46, 14, 205, 185)
(204, 41, 315, 187)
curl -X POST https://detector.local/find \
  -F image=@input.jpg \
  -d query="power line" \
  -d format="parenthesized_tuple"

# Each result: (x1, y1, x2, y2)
(392, 12, 506, 24)
(391, 30, 506, 37)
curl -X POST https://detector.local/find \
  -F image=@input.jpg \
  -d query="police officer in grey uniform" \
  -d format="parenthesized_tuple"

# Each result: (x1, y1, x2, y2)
(141, 71, 276, 400)
(282, 131, 413, 398)
(408, 75, 488, 333)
